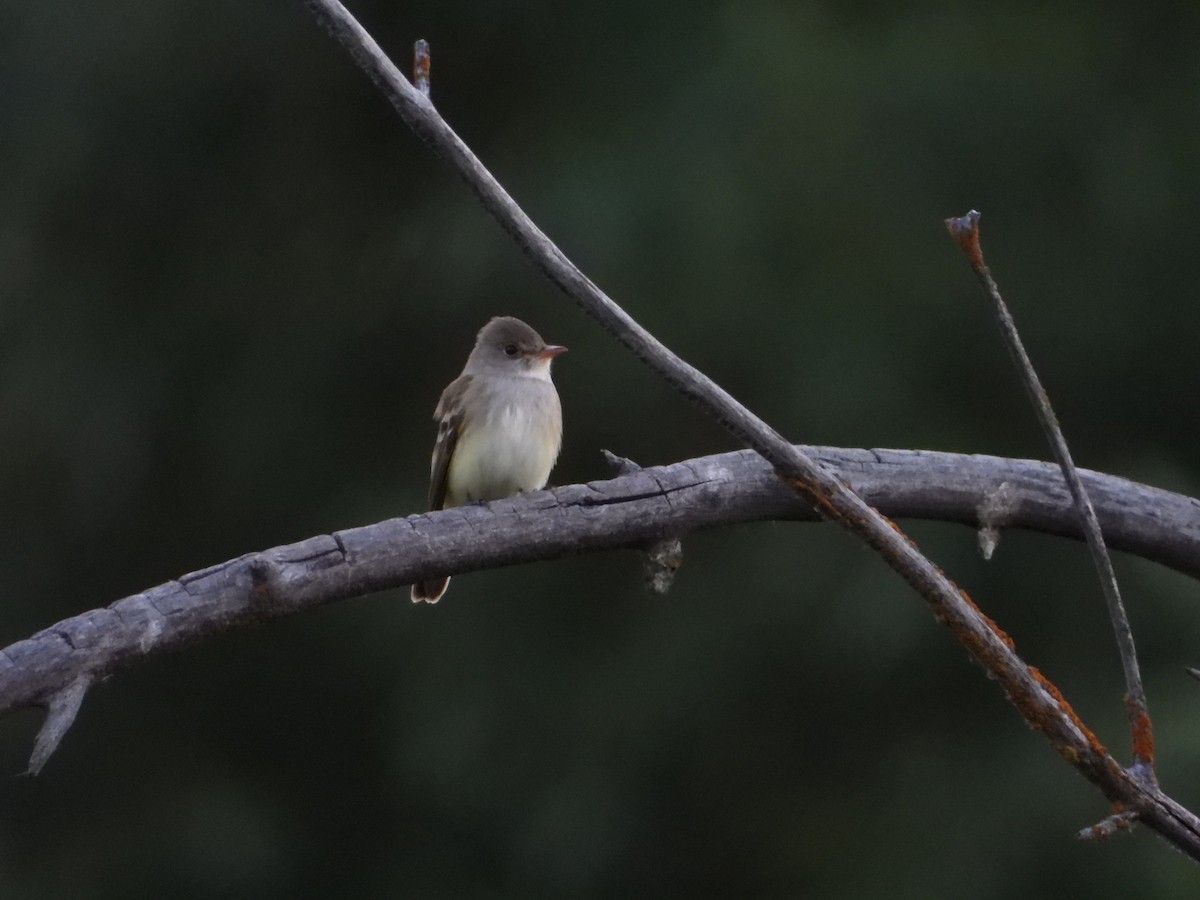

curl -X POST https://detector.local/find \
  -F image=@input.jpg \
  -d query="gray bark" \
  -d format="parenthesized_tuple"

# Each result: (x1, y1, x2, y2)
(3, 445, 1197, 772)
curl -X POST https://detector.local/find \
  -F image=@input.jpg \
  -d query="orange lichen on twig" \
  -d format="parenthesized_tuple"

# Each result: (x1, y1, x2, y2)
(1030, 665, 1108, 758)
(943, 210, 985, 272)
(1127, 695, 1156, 765)
(1081, 814, 1134, 841)
(787, 477, 844, 526)
(953, 586, 1016, 651)
(413, 38, 431, 98)
(879, 513, 920, 551)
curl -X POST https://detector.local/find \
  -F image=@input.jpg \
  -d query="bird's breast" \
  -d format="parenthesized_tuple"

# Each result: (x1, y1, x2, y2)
(445, 383, 562, 506)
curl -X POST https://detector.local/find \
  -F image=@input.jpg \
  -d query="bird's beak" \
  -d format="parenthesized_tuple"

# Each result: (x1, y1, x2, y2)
(535, 345, 567, 360)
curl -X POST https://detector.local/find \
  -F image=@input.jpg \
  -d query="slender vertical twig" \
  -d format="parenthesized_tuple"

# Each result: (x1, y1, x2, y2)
(945, 210, 1154, 779)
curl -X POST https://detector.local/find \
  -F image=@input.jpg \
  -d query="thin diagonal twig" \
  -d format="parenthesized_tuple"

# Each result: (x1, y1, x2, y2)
(301, 2, 1200, 854)
(945, 210, 1154, 778)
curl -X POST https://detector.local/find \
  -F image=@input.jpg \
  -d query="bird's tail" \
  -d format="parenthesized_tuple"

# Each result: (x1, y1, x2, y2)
(411, 577, 449, 604)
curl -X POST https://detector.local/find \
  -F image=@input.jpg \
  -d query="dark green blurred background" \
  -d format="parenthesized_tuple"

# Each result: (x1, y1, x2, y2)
(2, 0, 1199, 896)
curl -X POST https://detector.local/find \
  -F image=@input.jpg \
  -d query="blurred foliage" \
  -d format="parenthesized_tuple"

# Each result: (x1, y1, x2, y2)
(1, 0, 1199, 896)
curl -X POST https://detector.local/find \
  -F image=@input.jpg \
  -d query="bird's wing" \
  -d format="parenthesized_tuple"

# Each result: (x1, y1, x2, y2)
(427, 374, 472, 511)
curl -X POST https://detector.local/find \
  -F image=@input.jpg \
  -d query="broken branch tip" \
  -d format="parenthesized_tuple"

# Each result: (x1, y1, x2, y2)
(944, 209, 984, 271)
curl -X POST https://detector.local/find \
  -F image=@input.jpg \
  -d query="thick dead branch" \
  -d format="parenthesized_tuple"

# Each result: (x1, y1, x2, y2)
(4, 446, 1200, 773)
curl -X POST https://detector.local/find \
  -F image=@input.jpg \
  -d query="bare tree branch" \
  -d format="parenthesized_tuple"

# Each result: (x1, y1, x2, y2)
(300, 1, 1200, 855)
(4, 447, 1199, 770)
(947, 210, 1155, 779)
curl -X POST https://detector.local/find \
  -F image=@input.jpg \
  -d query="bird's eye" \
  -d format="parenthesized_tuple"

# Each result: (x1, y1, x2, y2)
(504, 344, 519, 357)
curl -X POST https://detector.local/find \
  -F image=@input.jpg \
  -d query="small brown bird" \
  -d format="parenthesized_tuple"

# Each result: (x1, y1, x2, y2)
(411, 317, 566, 603)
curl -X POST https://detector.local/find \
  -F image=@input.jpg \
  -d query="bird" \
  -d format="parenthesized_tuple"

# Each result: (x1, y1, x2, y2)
(411, 316, 566, 603)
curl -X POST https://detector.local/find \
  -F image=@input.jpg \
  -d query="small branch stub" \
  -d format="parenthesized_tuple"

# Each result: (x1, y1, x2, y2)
(977, 481, 1018, 560)
(601, 449, 640, 477)
(602, 450, 684, 594)
(1078, 808, 1137, 842)
(28, 675, 93, 776)
(413, 38, 431, 98)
